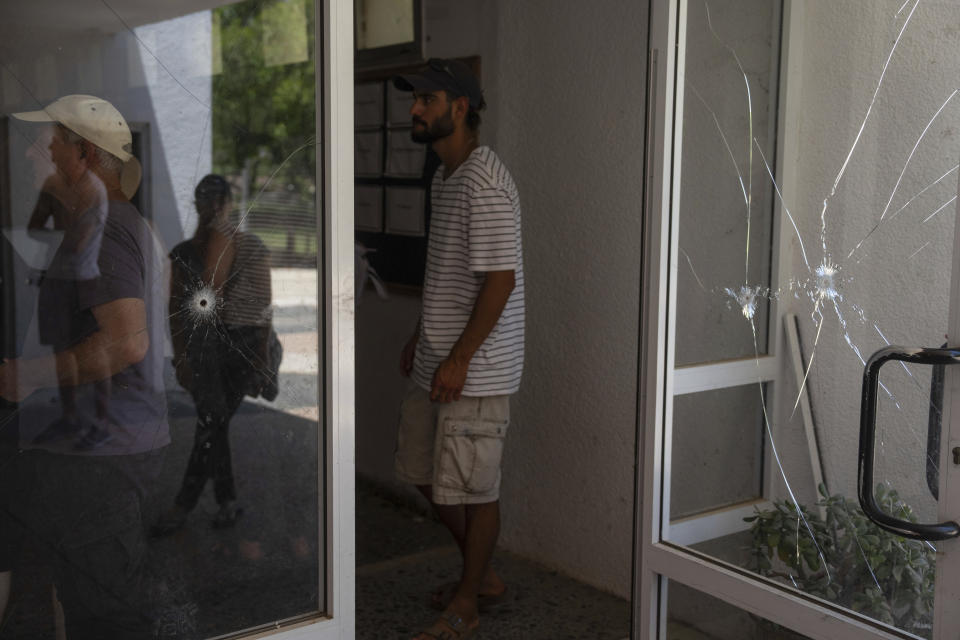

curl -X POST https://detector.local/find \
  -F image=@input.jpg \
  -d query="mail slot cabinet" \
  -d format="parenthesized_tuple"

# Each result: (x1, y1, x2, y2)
(355, 82, 384, 127)
(385, 128, 426, 178)
(355, 129, 383, 178)
(355, 185, 384, 233)
(387, 81, 413, 125)
(385, 186, 425, 237)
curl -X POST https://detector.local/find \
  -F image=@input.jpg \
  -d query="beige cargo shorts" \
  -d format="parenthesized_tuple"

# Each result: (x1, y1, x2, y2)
(394, 383, 510, 505)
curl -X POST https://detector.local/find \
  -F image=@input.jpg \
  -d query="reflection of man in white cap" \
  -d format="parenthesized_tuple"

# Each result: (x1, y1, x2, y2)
(24, 97, 116, 446)
(0, 95, 168, 638)
(14, 94, 142, 201)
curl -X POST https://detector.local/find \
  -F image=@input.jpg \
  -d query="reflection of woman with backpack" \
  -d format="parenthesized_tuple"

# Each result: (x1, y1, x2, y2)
(152, 174, 280, 536)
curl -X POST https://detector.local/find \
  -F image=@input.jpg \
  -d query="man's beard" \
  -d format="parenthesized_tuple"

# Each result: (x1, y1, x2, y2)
(411, 109, 455, 143)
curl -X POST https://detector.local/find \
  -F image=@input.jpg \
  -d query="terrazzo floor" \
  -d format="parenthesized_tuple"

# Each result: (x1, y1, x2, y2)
(355, 480, 632, 639)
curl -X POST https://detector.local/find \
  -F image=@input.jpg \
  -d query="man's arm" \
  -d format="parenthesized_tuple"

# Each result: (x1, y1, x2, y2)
(0, 297, 148, 401)
(431, 269, 515, 403)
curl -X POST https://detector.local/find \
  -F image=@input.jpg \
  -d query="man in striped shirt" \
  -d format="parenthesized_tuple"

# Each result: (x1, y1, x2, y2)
(393, 59, 524, 640)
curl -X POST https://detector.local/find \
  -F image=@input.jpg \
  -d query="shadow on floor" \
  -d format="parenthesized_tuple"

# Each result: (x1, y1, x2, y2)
(355, 479, 631, 639)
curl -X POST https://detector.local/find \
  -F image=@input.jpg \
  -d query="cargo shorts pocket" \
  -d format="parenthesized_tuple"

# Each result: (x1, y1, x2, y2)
(436, 417, 508, 494)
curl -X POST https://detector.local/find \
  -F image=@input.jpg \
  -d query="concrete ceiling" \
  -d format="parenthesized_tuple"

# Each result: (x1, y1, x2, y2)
(1, 0, 239, 35)
(0, 0, 241, 62)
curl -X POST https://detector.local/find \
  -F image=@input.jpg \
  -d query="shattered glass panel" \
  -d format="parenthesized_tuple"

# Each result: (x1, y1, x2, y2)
(674, 0, 778, 366)
(667, 1, 960, 638)
(0, 1, 321, 637)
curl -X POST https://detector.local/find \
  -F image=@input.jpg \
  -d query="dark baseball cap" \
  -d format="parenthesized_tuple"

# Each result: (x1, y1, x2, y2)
(393, 58, 485, 110)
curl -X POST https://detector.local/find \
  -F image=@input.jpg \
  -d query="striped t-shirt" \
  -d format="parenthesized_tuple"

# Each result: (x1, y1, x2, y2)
(412, 146, 525, 396)
(221, 232, 272, 327)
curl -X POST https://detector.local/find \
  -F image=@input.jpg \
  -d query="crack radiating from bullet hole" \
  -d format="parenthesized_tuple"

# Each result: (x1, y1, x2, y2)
(186, 285, 220, 324)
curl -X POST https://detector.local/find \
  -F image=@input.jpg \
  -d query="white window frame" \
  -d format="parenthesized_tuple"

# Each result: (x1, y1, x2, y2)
(263, 0, 355, 637)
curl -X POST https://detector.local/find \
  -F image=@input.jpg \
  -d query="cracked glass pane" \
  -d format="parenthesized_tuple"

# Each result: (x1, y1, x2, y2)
(671, 383, 765, 520)
(666, 1, 960, 638)
(674, 0, 778, 366)
(0, 1, 321, 637)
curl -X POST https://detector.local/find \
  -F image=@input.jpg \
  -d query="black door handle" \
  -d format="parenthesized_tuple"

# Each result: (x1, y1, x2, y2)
(925, 344, 946, 500)
(859, 346, 960, 541)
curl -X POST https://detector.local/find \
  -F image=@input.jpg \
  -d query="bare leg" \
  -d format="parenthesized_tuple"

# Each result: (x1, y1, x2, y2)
(413, 499, 501, 639)
(448, 502, 500, 619)
(0, 570, 10, 622)
(416, 485, 465, 548)
(415, 485, 505, 597)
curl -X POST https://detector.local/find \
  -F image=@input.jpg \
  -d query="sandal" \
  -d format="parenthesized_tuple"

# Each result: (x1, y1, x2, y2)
(430, 582, 507, 611)
(416, 611, 478, 640)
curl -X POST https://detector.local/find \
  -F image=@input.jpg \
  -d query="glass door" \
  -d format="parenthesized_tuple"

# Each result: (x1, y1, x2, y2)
(638, 1, 960, 638)
(0, 0, 353, 638)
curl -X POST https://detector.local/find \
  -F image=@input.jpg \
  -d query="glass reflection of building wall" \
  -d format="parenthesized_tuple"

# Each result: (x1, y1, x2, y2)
(0, 1, 321, 638)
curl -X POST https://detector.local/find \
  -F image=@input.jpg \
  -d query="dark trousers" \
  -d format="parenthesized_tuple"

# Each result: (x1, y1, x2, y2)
(174, 325, 258, 510)
(175, 385, 244, 509)
(1, 448, 164, 639)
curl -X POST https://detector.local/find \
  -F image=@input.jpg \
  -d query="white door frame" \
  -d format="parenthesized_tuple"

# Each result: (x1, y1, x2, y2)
(261, 0, 355, 637)
(635, 0, 960, 638)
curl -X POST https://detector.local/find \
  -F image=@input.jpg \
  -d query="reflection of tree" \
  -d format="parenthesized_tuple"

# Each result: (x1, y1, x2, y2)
(212, 0, 316, 245)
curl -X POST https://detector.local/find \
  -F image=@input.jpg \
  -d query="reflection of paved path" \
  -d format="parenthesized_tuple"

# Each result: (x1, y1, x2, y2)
(271, 268, 318, 310)
(246, 268, 320, 420)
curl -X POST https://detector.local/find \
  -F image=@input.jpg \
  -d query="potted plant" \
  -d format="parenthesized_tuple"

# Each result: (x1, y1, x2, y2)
(745, 484, 934, 638)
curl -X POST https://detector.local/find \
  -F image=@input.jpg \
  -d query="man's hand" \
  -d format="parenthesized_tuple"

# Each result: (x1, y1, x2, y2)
(428, 270, 514, 403)
(400, 333, 418, 377)
(0, 359, 33, 402)
(431, 355, 469, 403)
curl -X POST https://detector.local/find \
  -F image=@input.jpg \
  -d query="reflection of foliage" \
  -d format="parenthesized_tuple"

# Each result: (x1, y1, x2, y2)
(212, 0, 315, 199)
(746, 484, 934, 636)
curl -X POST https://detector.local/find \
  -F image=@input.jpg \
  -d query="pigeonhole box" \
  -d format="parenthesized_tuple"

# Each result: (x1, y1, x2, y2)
(387, 81, 413, 126)
(385, 128, 426, 178)
(385, 186, 425, 237)
(355, 82, 384, 128)
(354, 129, 383, 178)
(355, 185, 384, 233)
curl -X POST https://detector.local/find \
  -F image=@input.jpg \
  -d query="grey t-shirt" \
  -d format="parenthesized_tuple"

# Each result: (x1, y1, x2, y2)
(21, 199, 170, 455)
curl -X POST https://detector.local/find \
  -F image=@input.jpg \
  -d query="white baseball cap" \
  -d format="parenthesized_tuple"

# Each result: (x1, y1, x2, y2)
(12, 94, 142, 199)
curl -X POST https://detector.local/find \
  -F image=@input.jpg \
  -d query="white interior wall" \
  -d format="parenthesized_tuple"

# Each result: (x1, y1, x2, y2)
(491, 0, 646, 599)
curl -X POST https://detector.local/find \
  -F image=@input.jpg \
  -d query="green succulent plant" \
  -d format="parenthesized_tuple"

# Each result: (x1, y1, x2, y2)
(745, 484, 934, 637)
